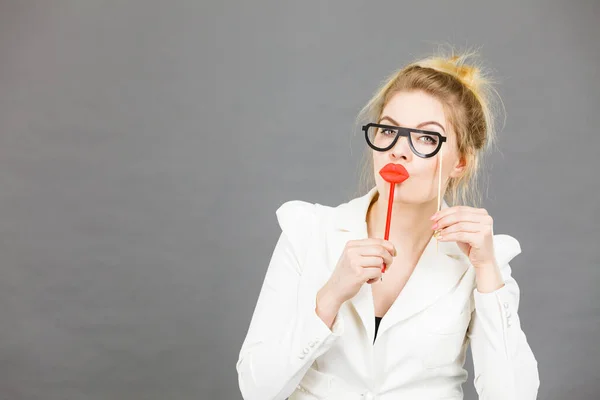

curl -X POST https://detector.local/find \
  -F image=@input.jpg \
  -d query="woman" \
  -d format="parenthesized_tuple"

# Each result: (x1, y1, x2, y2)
(236, 50, 540, 400)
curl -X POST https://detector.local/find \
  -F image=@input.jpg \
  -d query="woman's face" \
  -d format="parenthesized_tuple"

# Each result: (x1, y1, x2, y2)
(372, 90, 465, 204)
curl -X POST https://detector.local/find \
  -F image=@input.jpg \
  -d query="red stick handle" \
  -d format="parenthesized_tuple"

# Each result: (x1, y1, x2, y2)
(381, 182, 395, 273)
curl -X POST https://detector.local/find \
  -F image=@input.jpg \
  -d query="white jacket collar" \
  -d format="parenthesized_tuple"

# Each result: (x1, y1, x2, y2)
(330, 185, 463, 257)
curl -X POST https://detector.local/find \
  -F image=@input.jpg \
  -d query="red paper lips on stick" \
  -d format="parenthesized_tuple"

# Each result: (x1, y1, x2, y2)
(378, 163, 410, 275)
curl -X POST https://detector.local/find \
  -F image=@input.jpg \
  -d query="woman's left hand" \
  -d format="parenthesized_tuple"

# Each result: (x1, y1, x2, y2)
(431, 206, 496, 268)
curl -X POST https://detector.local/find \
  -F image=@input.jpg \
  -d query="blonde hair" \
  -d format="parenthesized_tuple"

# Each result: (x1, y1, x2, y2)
(355, 46, 505, 207)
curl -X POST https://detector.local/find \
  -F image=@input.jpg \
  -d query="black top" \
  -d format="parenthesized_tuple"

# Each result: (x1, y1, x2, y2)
(374, 316, 382, 343)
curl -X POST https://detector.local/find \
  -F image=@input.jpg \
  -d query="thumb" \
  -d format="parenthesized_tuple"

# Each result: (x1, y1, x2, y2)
(457, 241, 470, 256)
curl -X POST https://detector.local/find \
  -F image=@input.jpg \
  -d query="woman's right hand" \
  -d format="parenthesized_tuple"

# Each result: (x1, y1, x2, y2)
(322, 238, 396, 305)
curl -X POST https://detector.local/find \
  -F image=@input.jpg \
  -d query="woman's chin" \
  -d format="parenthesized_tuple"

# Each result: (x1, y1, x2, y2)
(392, 193, 420, 204)
(397, 186, 431, 204)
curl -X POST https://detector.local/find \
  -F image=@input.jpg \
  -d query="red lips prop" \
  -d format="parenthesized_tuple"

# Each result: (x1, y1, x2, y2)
(378, 163, 410, 276)
(380, 163, 410, 184)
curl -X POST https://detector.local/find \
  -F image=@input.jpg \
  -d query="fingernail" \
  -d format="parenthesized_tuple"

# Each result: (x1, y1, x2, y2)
(432, 223, 438, 229)
(430, 213, 438, 220)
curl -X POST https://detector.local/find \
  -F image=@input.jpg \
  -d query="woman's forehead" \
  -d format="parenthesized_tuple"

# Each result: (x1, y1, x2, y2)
(381, 91, 449, 129)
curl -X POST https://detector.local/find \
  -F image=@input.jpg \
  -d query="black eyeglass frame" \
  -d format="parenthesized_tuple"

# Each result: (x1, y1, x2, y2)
(362, 122, 447, 158)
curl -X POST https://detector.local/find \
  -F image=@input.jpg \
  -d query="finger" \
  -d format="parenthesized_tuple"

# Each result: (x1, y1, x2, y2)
(362, 265, 382, 283)
(432, 206, 488, 222)
(434, 211, 489, 231)
(358, 245, 394, 265)
(438, 231, 483, 248)
(351, 238, 396, 256)
(358, 256, 391, 268)
(439, 221, 483, 236)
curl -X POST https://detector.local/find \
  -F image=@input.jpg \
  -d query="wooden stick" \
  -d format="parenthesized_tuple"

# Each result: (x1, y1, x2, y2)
(436, 147, 443, 254)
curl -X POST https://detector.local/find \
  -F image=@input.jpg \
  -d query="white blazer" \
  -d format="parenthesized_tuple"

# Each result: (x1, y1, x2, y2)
(236, 187, 539, 400)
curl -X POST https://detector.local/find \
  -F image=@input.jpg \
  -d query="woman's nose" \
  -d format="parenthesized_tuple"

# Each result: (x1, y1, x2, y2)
(390, 136, 412, 160)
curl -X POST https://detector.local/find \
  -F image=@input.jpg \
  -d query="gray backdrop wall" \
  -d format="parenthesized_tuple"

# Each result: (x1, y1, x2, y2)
(0, 1, 598, 399)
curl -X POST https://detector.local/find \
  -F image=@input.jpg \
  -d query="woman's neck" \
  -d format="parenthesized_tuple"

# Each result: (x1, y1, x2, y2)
(366, 192, 437, 255)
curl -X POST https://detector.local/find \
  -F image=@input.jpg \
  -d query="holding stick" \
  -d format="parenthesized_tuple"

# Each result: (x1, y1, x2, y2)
(378, 163, 410, 276)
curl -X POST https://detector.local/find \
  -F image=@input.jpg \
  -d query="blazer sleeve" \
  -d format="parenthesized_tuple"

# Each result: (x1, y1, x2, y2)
(467, 234, 540, 399)
(236, 200, 345, 400)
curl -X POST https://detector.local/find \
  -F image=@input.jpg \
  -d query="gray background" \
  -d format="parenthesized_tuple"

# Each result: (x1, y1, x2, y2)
(0, 1, 598, 399)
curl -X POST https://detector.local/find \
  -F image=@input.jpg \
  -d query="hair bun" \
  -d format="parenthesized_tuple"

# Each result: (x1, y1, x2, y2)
(415, 51, 485, 94)
(449, 56, 480, 91)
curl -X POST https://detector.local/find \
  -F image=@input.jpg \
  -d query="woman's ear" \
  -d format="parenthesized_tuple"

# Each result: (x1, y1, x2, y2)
(449, 152, 469, 178)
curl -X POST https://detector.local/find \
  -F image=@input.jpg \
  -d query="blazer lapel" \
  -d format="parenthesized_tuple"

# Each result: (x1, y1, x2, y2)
(375, 237, 470, 340)
(324, 186, 471, 343)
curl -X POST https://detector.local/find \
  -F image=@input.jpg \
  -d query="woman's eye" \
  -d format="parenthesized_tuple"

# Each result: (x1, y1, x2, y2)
(419, 135, 438, 145)
(381, 129, 395, 136)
